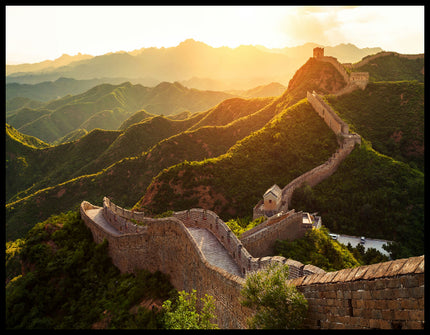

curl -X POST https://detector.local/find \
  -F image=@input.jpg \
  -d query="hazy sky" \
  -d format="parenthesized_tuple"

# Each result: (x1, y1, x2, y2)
(6, 5, 425, 64)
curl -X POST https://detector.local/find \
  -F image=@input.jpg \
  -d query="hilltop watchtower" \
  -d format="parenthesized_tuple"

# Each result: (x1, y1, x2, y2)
(313, 47, 324, 58)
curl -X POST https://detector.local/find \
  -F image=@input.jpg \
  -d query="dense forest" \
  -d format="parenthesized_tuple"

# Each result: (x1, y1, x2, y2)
(6, 210, 174, 329)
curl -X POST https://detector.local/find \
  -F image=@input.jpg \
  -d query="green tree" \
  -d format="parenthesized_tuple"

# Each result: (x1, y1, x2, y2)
(240, 262, 308, 329)
(162, 289, 218, 329)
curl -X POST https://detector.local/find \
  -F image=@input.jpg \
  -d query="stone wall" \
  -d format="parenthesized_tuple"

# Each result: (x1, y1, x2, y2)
(307, 91, 349, 134)
(289, 255, 425, 330)
(240, 210, 306, 257)
(349, 72, 370, 90)
(81, 201, 325, 328)
(279, 143, 356, 211)
(172, 208, 323, 278)
(81, 201, 424, 329)
(81, 201, 253, 328)
(103, 197, 147, 234)
(316, 55, 370, 91)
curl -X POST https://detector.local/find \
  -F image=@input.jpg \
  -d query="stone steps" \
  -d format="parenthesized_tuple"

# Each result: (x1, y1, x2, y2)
(188, 227, 243, 278)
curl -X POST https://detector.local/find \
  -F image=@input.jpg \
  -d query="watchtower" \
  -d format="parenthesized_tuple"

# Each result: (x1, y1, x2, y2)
(313, 47, 324, 58)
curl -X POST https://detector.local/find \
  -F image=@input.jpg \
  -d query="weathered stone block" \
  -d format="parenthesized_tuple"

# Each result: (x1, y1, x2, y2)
(371, 309, 382, 319)
(393, 309, 409, 320)
(408, 309, 424, 321)
(403, 320, 424, 329)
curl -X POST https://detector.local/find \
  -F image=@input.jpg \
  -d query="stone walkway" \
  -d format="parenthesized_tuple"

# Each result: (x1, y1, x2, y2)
(85, 207, 243, 278)
(187, 227, 243, 278)
(86, 208, 121, 236)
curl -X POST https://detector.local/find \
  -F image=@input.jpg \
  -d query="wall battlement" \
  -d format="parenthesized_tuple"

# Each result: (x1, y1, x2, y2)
(81, 199, 325, 328)
(312, 48, 369, 91)
(81, 200, 424, 329)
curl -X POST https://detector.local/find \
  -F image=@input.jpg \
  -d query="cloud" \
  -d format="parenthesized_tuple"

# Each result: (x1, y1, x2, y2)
(281, 7, 349, 46)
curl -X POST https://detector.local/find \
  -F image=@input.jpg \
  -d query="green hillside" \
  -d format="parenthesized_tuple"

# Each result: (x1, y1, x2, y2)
(75, 114, 209, 176)
(7, 81, 236, 143)
(290, 140, 424, 258)
(353, 53, 424, 82)
(5, 92, 284, 241)
(6, 209, 173, 329)
(118, 109, 157, 130)
(6, 126, 120, 204)
(135, 99, 338, 218)
(326, 81, 424, 171)
(187, 97, 274, 131)
(6, 77, 112, 101)
(6, 97, 45, 113)
(54, 129, 89, 145)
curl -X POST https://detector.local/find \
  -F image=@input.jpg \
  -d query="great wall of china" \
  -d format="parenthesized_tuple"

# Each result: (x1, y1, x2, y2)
(80, 49, 424, 329)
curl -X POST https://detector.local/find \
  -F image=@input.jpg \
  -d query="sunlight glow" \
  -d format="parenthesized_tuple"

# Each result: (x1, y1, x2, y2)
(6, 6, 424, 64)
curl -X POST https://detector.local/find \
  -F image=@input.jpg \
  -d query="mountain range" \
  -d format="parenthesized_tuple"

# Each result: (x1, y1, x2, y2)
(6, 40, 383, 90)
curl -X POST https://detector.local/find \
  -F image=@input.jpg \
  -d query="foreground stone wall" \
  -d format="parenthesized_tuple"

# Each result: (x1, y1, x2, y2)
(290, 255, 425, 329)
(81, 201, 252, 328)
(172, 208, 323, 278)
(81, 201, 424, 329)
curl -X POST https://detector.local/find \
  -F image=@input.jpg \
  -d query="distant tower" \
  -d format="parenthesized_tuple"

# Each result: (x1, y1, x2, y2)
(313, 47, 324, 58)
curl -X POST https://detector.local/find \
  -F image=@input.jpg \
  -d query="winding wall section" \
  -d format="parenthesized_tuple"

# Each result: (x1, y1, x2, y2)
(81, 199, 424, 329)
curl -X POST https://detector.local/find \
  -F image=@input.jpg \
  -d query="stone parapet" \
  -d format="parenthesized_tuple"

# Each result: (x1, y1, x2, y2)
(81, 199, 424, 329)
(289, 256, 425, 329)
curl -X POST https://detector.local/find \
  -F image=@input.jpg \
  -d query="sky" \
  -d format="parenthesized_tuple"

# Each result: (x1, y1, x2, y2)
(6, 5, 425, 64)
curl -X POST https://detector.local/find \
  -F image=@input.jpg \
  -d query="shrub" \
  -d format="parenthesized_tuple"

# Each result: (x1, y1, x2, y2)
(240, 262, 308, 329)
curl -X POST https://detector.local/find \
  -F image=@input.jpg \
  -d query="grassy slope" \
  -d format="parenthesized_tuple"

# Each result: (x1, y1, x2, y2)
(118, 109, 157, 130)
(135, 99, 338, 219)
(186, 97, 274, 131)
(6, 210, 173, 329)
(353, 54, 424, 82)
(6, 127, 121, 203)
(290, 140, 424, 258)
(5, 96, 276, 241)
(326, 81, 424, 171)
(7, 81, 238, 144)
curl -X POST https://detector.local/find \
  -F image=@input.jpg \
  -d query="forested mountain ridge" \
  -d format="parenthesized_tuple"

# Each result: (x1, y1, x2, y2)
(5, 51, 424, 263)
(6, 81, 237, 143)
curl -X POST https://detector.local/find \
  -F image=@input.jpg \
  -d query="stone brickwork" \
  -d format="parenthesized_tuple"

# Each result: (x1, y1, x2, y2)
(289, 256, 425, 329)
(307, 91, 349, 135)
(172, 208, 322, 278)
(349, 72, 370, 90)
(81, 200, 324, 328)
(241, 210, 306, 257)
(81, 199, 424, 329)
(103, 197, 146, 233)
